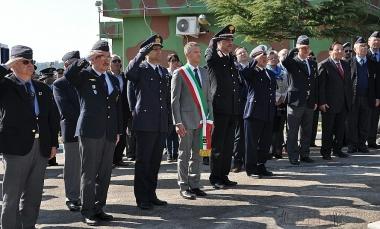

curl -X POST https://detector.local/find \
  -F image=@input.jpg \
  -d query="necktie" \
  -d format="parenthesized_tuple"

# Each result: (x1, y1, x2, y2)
(360, 59, 364, 65)
(336, 62, 344, 79)
(194, 68, 202, 88)
(100, 73, 109, 95)
(376, 52, 380, 62)
(303, 60, 310, 76)
(25, 82, 35, 115)
(155, 66, 161, 77)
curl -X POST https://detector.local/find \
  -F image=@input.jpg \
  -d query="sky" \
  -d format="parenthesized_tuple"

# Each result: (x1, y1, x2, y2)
(0, 0, 115, 62)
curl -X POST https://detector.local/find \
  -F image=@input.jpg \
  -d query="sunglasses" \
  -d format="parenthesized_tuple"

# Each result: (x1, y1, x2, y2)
(22, 59, 35, 65)
(345, 50, 353, 53)
(112, 59, 121, 64)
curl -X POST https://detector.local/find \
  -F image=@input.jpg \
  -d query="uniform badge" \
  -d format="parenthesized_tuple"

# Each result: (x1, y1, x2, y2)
(229, 25, 235, 33)
(89, 79, 96, 82)
(93, 90, 97, 95)
(38, 92, 42, 96)
(92, 85, 96, 89)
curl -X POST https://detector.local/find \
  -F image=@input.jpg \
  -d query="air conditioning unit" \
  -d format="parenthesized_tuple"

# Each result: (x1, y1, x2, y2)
(176, 17, 199, 37)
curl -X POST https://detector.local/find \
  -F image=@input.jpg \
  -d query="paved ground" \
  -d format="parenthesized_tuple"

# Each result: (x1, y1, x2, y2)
(1, 145, 380, 229)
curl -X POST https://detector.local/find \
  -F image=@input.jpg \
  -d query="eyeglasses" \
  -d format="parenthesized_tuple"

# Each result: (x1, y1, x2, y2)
(22, 59, 35, 65)
(112, 59, 121, 64)
(345, 50, 353, 53)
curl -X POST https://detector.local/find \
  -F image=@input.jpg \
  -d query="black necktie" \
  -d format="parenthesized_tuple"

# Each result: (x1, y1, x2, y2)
(194, 68, 202, 88)
(155, 66, 161, 77)
(25, 82, 35, 115)
(100, 73, 109, 95)
(303, 60, 310, 76)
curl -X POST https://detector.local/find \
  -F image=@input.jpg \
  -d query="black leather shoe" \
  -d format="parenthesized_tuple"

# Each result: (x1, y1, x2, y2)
(273, 153, 283, 159)
(333, 151, 350, 158)
(300, 156, 314, 163)
(212, 182, 225, 189)
(127, 156, 135, 161)
(95, 212, 114, 221)
(66, 201, 80, 211)
(368, 143, 380, 149)
(322, 155, 333, 160)
(231, 164, 242, 173)
(151, 198, 167, 206)
(223, 179, 238, 187)
(113, 161, 131, 167)
(190, 188, 207, 197)
(347, 146, 358, 154)
(137, 202, 154, 210)
(258, 164, 274, 176)
(180, 190, 196, 200)
(83, 216, 99, 226)
(289, 160, 300, 165)
(358, 146, 370, 153)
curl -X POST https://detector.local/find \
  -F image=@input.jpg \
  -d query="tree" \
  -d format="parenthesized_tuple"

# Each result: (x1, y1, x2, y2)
(201, 0, 377, 42)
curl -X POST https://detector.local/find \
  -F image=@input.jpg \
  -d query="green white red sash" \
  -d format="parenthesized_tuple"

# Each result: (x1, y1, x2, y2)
(177, 64, 213, 156)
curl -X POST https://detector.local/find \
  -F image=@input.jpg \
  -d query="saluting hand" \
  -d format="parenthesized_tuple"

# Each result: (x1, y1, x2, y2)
(49, 147, 58, 160)
(176, 124, 187, 138)
(319, 104, 329, 112)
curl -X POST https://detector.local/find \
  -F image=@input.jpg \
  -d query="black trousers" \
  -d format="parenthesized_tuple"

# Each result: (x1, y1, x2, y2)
(368, 107, 379, 145)
(232, 117, 245, 168)
(126, 119, 136, 159)
(244, 118, 273, 175)
(320, 110, 347, 155)
(310, 110, 320, 145)
(271, 109, 287, 155)
(113, 134, 126, 163)
(134, 131, 166, 204)
(347, 96, 371, 148)
(209, 113, 239, 183)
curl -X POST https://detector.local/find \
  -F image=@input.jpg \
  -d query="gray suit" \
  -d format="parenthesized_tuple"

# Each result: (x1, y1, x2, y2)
(171, 66, 214, 191)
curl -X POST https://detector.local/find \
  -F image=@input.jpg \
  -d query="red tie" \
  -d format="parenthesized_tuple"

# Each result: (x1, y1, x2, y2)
(336, 62, 344, 79)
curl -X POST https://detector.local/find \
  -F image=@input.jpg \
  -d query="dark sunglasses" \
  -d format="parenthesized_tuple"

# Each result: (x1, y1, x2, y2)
(345, 50, 353, 53)
(22, 59, 35, 65)
(112, 59, 121, 64)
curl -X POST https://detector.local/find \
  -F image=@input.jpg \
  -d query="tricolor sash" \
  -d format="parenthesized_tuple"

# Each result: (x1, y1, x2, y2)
(178, 64, 213, 157)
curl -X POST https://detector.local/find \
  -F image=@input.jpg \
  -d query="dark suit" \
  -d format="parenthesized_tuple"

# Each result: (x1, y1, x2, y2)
(318, 58, 353, 155)
(367, 50, 380, 145)
(64, 62, 123, 218)
(241, 60, 276, 175)
(126, 49, 170, 205)
(53, 76, 81, 202)
(0, 65, 59, 228)
(113, 72, 132, 164)
(282, 48, 318, 161)
(126, 80, 137, 159)
(347, 57, 377, 150)
(205, 39, 241, 184)
(52, 77, 80, 143)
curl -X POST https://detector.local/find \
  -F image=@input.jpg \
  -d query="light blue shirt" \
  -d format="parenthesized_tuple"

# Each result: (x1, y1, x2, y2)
(355, 55, 367, 65)
(16, 76, 40, 116)
(92, 67, 114, 95)
(116, 74, 124, 93)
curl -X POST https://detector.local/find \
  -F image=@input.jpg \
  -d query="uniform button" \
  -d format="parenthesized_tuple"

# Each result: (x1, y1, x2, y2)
(160, 90, 162, 93)
(144, 109, 147, 112)
(232, 74, 234, 77)
(233, 89, 236, 92)
(108, 106, 110, 109)
(309, 84, 311, 86)
(160, 106, 163, 109)
(32, 129, 36, 133)
(160, 98, 162, 101)
(233, 82, 236, 84)
(36, 117, 38, 120)
(106, 97, 109, 100)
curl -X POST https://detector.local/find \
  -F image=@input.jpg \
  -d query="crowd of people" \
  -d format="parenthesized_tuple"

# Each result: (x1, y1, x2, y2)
(0, 25, 379, 227)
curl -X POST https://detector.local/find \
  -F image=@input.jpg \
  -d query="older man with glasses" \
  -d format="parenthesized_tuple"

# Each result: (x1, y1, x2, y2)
(53, 51, 82, 212)
(0, 45, 59, 229)
(64, 41, 123, 225)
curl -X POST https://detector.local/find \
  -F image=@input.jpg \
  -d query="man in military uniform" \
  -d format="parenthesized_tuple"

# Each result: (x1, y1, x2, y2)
(347, 37, 378, 154)
(241, 45, 276, 177)
(367, 31, 380, 149)
(53, 51, 81, 211)
(64, 40, 123, 225)
(0, 45, 59, 229)
(282, 35, 318, 165)
(126, 34, 170, 210)
(206, 25, 241, 189)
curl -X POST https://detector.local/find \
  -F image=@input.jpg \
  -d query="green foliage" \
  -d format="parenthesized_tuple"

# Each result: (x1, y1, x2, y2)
(201, 0, 377, 42)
